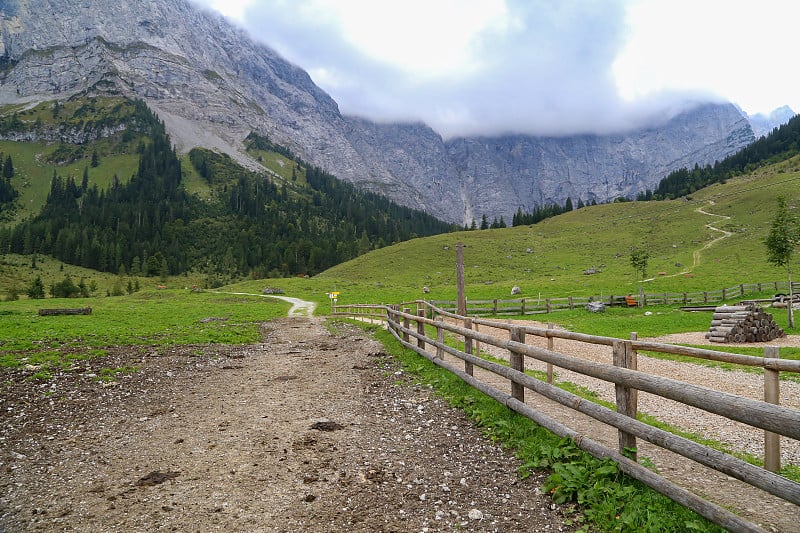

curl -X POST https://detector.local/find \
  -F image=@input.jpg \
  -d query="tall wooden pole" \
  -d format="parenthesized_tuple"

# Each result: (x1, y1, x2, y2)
(457, 242, 466, 315)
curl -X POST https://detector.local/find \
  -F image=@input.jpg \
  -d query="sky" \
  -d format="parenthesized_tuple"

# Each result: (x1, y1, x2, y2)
(192, 0, 800, 139)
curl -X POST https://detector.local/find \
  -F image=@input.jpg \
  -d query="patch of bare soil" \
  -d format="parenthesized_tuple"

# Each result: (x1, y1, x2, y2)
(0, 317, 572, 532)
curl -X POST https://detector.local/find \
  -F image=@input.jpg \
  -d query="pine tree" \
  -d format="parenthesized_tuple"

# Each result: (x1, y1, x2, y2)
(3, 155, 13, 179)
(26, 276, 45, 299)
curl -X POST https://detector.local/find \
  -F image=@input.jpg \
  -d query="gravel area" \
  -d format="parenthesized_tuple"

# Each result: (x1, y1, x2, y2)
(468, 319, 800, 531)
(478, 325, 800, 464)
(0, 317, 573, 532)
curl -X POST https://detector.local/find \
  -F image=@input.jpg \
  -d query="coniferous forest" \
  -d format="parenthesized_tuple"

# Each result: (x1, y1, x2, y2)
(0, 99, 455, 280)
(652, 114, 800, 199)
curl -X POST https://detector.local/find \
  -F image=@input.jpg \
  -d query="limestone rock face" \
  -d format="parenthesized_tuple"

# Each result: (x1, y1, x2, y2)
(0, 0, 768, 225)
(748, 106, 796, 139)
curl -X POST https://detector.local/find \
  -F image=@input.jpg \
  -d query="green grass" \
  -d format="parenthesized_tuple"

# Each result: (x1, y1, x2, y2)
(0, 289, 289, 376)
(247, 148, 306, 184)
(307, 156, 800, 306)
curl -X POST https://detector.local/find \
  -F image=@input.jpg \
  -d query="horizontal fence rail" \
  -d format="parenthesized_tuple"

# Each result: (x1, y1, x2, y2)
(428, 280, 800, 316)
(333, 300, 800, 533)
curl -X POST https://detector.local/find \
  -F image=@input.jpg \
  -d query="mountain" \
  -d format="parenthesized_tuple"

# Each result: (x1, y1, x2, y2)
(0, 98, 456, 278)
(747, 106, 797, 138)
(0, 0, 777, 225)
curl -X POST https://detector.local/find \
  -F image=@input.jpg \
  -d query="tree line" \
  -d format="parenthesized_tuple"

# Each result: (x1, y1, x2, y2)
(0, 152, 18, 212)
(652, 113, 800, 199)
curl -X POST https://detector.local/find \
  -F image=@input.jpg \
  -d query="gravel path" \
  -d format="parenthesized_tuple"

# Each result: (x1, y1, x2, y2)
(465, 319, 800, 531)
(0, 318, 571, 532)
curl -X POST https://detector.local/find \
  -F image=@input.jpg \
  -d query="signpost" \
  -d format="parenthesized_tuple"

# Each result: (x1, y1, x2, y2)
(328, 290, 339, 311)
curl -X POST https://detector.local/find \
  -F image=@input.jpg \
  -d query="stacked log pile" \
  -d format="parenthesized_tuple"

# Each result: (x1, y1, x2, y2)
(705, 304, 784, 343)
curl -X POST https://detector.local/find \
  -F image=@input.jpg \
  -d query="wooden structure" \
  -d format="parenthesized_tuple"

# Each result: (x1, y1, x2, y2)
(705, 304, 784, 343)
(333, 300, 800, 533)
(38, 307, 92, 316)
(429, 280, 800, 316)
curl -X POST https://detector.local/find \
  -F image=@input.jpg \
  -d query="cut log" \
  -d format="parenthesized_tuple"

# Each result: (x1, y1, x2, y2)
(706, 305, 784, 343)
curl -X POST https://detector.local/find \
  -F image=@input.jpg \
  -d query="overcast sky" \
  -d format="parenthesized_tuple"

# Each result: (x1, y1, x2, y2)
(193, 0, 800, 139)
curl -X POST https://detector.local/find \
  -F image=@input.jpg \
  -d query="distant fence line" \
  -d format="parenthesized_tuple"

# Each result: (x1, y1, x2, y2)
(430, 280, 799, 316)
(332, 299, 800, 533)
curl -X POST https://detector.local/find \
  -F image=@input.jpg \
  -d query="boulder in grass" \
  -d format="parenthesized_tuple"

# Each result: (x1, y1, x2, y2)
(586, 301, 606, 313)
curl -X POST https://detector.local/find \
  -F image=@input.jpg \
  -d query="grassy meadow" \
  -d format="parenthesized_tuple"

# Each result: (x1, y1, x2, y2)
(4, 153, 800, 326)
(0, 288, 289, 377)
(2, 147, 799, 533)
(308, 155, 800, 305)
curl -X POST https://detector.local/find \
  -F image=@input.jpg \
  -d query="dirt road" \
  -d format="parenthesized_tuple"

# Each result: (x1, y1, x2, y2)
(0, 318, 570, 532)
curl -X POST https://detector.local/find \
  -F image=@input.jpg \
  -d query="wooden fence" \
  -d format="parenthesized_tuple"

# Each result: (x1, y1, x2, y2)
(429, 280, 800, 316)
(332, 300, 800, 533)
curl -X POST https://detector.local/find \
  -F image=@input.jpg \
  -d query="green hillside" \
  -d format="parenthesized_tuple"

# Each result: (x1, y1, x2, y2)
(2, 94, 799, 307)
(306, 155, 800, 304)
(0, 95, 456, 287)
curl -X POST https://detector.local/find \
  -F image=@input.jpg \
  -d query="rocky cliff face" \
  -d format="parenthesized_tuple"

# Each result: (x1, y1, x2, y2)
(444, 103, 755, 220)
(0, 0, 765, 225)
(748, 106, 796, 139)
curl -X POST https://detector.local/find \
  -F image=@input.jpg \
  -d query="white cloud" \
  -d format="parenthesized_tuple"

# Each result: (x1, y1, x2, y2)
(614, 0, 800, 116)
(197, 0, 800, 137)
(192, 0, 254, 21)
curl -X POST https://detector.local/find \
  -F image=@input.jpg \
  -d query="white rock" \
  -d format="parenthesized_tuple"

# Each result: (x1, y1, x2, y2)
(468, 509, 484, 520)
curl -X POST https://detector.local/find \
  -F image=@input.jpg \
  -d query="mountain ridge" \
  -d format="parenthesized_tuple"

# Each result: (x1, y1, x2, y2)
(0, 0, 793, 224)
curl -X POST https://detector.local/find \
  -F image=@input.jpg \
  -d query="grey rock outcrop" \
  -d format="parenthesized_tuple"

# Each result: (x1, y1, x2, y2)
(0, 0, 770, 225)
(748, 105, 796, 139)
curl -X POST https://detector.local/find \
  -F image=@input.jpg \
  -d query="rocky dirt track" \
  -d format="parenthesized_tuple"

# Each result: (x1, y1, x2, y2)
(0, 317, 572, 532)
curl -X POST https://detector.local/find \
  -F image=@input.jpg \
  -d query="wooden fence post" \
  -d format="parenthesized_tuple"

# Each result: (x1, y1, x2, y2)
(464, 318, 474, 376)
(546, 298, 552, 313)
(613, 340, 638, 461)
(510, 327, 525, 402)
(764, 345, 781, 473)
(629, 332, 639, 405)
(417, 309, 426, 350)
(457, 242, 466, 315)
(436, 319, 444, 359)
(521, 298, 526, 314)
(547, 323, 555, 384)
(474, 322, 481, 357)
(402, 308, 410, 343)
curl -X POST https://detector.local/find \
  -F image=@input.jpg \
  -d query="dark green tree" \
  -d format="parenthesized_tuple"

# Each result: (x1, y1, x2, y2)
(50, 275, 80, 298)
(2, 155, 13, 179)
(26, 276, 46, 299)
